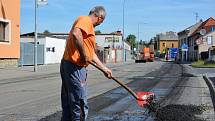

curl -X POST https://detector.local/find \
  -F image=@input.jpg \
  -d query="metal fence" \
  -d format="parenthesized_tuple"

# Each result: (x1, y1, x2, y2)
(18, 42, 44, 66)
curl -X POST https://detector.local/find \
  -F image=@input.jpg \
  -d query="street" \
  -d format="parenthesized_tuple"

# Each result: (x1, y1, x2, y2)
(0, 61, 214, 121)
(1, 1, 215, 121)
(0, 61, 163, 121)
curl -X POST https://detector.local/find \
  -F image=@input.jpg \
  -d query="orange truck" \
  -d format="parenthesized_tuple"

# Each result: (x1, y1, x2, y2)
(135, 45, 154, 63)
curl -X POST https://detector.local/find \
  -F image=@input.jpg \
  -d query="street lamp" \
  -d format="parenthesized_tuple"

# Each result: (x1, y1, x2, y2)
(122, 0, 125, 61)
(34, 0, 48, 72)
(34, 0, 38, 72)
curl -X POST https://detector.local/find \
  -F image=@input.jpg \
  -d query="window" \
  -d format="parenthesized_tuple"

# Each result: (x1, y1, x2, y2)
(0, 22, 6, 41)
(207, 36, 212, 45)
(163, 43, 165, 47)
(211, 26, 214, 32)
(0, 19, 10, 43)
(172, 43, 174, 48)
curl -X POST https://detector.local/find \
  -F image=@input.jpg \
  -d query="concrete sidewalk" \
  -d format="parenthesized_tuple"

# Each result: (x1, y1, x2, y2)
(175, 75, 215, 120)
(0, 64, 61, 81)
(181, 64, 215, 120)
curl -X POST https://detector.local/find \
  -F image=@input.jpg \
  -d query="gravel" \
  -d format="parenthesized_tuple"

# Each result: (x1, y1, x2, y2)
(153, 104, 208, 121)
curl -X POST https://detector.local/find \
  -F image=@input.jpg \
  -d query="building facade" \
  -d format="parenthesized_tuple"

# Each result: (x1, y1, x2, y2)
(178, 17, 215, 61)
(20, 36, 66, 65)
(177, 21, 202, 61)
(96, 33, 131, 63)
(20, 32, 131, 65)
(198, 31, 215, 59)
(189, 17, 215, 60)
(0, 0, 20, 67)
(155, 31, 179, 56)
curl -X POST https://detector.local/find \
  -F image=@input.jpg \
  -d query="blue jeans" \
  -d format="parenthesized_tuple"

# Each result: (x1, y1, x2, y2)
(60, 59, 88, 121)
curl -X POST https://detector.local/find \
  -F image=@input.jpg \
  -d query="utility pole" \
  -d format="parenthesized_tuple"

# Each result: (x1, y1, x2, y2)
(122, 0, 126, 61)
(195, 12, 199, 23)
(138, 23, 139, 51)
(34, 0, 38, 72)
(34, 0, 48, 72)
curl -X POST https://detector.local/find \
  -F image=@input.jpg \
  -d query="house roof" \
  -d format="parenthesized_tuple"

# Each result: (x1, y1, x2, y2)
(21, 32, 122, 39)
(190, 17, 215, 36)
(177, 20, 203, 36)
(157, 31, 178, 40)
(20, 32, 69, 39)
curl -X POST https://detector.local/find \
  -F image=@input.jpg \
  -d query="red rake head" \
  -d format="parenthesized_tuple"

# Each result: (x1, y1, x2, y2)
(136, 92, 155, 107)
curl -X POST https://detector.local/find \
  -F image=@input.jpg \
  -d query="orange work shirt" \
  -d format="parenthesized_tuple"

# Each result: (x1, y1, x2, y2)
(63, 16, 96, 67)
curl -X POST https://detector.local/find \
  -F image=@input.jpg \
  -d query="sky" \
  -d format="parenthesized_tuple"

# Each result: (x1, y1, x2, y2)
(21, 0, 215, 41)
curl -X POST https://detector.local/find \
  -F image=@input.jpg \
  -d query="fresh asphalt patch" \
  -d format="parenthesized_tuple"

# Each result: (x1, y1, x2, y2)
(154, 104, 208, 121)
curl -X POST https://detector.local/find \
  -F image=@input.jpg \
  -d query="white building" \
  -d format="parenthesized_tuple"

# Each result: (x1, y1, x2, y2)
(96, 33, 132, 62)
(39, 37, 66, 64)
(20, 32, 132, 65)
(20, 33, 66, 64)
(96, 34, 123, 49)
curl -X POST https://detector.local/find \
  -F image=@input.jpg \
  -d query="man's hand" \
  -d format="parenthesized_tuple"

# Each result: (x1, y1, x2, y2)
(103, 67, 113, 79)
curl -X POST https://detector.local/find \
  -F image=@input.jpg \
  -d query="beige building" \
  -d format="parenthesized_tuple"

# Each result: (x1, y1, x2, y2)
(188, 17, 215, 60)
(155, 31, 179, 54)
(197, 31, 215, 59)
(178, 17, 215, 61)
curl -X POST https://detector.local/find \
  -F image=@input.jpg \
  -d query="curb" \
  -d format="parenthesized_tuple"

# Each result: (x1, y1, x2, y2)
(203, 75, 215, 112)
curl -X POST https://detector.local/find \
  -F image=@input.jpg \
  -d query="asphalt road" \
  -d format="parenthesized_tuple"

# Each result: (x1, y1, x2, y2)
(0, 61, 164, 121)
(39, 62, 184, 121)
(40, 62, 215, 121)
(1, 61, 213, 121)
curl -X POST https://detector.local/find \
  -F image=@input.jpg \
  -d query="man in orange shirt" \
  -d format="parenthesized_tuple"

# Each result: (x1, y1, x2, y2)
(60, 6, 112, 121)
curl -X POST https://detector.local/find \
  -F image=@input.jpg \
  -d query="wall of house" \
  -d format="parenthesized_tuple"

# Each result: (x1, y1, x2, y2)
(159, 40, 179, 52)
(202, 18, 215, 33)
(20, 37, 66, 65)
(0, 0, 20, 67)
(124, 42, 131, 51)
(40, 37, 66, 64)
(96, 34, 123, 49)
(198, 31, 215, 58)
(20, 34, 130, 64)
(188, 18, 215, 61)
(96, 34, 127, 63)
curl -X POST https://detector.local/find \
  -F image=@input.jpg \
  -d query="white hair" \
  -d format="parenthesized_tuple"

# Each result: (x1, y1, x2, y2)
(89, 6, 106, 19)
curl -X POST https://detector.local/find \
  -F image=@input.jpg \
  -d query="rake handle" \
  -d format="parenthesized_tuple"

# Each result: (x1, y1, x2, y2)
(89, 61, 140, 100)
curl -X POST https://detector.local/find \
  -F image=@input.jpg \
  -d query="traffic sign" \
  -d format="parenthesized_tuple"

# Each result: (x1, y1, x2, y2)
(181, 43, 188, 51)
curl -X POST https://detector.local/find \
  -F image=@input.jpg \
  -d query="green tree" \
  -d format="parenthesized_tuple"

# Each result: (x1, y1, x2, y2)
(43, 30, 50, 36)
(126, 34, 136, 51)
(95, 30, 101, 34)
(148, 38, 154, 45)
(139, 40, 143, 45)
